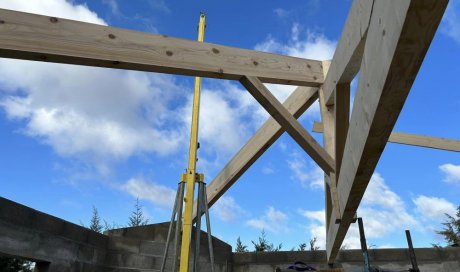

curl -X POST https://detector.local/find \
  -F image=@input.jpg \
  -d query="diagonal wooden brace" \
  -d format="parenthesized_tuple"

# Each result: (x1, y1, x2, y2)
(240, 76, 335, 175)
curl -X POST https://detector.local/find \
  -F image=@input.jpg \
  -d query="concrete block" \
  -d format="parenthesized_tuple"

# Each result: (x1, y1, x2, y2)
(37, 232, 79, 261)
(33, 212, 66, 237)
(256, 251, 288, 263)
(105, 252, 156, 269)
(139, 240, 165, 256)
(86, 230, 108, 248)
(62, 222, 90, 244)
(76, 244, 95, 263)
(233, 252, 256, 264)
(108, 236, 141, 254)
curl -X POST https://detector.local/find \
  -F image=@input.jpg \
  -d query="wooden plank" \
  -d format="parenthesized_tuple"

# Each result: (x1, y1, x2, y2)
(240, 76, 335, 174)
(312, 122, 325, 133)
(313, 122, 460, 153)
(323, 0, 375, 106)
(192, 86, 319, 219)
(326, 0, 448, 263)
(0, 8, 323, 86)
(388, 132, 460, 152)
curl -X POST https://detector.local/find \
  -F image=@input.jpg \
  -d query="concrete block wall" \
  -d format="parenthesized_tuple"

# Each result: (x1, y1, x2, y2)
(0, 197, 232, 272)
(2, 196, 459, 272)
(232, 248, 460, 272)
(0, 197, 109, 271)
(105, 222, 233, 272)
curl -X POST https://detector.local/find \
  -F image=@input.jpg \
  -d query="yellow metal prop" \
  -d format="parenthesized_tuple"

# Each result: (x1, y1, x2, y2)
(179, 12, 206, 272)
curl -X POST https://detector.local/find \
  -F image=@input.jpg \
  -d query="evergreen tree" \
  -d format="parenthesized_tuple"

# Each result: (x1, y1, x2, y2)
(128, 198, 149, 227)
(235, 236, 248, 252)
(89, 206, 103, 233)
(297, 243, 307, 251)
(251, 230, 282, 252)
(309, 237, 320, 251)
(437, 205, 460, 246)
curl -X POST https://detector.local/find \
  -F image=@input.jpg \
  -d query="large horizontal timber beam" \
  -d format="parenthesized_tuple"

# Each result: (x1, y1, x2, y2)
(192, 86, 319, 220)
(313, 122, 460, 153)
(240, 76, 335, 175)
(326, 0, 448, 263)
(0, 8, 323, 86)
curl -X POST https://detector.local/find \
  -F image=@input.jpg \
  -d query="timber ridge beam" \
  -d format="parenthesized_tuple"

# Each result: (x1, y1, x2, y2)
(0, 8, 323, 86)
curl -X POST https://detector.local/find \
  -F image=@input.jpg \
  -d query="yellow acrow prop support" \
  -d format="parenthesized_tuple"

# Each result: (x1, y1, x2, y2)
(179, 12, 206, 272)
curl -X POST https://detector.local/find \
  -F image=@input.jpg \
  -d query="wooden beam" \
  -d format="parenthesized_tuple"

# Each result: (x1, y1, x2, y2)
(318, 61, 341, 228)
(334, 84, 350, 177)
(192, 87, 319, 220)
(0, 9, 323, 86)
(323, 0, 375, 106)
(313, 122, 460, 153)
(389, 132, 460, 152)
(326, 0, 448, 263)
(240, 76, 335, 174)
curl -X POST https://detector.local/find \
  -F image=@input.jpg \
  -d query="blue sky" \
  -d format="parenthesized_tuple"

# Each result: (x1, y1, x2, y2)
(0, 0, 459, 251)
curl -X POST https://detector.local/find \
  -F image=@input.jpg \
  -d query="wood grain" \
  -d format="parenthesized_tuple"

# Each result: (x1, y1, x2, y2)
(241, 76, 335, 174)
(0, 8, 323, 86)
(325, 0, 448, 262)
(323, 0, 374, 106)
(313, 122, 460, 153)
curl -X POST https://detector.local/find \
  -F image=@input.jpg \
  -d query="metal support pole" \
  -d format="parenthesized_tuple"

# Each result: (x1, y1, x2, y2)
(203, 185, 215, 272)
(358, 217, 371, 272)
(179, 12, 206, 272)
(193, 182, 203, 272)
(160, 182, 182, 272)
(160, 182, 185, 272)
(173, 182, 185, 272)
(405, 230, 420, 272)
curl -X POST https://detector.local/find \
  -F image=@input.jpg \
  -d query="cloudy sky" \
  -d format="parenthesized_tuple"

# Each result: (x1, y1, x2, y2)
(0, 0, 459, 251)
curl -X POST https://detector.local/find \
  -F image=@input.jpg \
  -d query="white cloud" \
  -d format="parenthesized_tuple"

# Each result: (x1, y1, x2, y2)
(273, 8, 290, 19)
(180, 84, 258, 157)
(148, 0, 171, 14)
(247, 206, 289, 233)
(413, 195, 457, 221)
(288, 152, 324, 190)
(442, 1, 460, 44)
(299, 209, 327, 249)
(255, 24, 336, 60)
(253, 24, 335, 120)
(439, 163, 460, 184)
(0, 0, 105, 25)
(299, 209, 325, 224)
(102, 0, 120, 16)
(300, 173, 419, 249)
(0, 0, 189, 174)
(212, 196, 246, 222)
(121, 177, 176, 208)
(262, 166, 275, 175)
(355, 173, 419, 239)
(0, 61, 184, 169)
